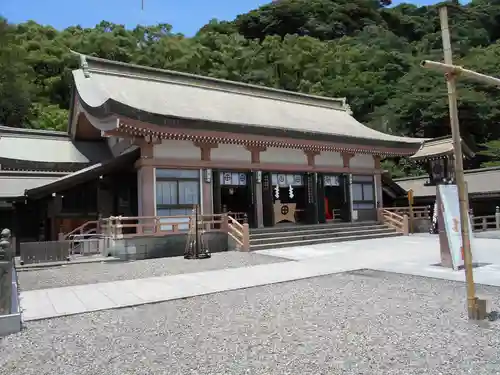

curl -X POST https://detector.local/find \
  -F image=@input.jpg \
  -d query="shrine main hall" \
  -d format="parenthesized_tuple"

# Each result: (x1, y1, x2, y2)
(0, 53, 425, 239)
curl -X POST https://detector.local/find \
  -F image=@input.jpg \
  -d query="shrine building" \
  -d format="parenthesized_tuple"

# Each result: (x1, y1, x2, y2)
(0, 53, 425, 242)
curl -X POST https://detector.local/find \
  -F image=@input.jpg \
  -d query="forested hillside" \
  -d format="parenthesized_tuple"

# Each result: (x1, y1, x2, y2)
(2, 0, 500, 175)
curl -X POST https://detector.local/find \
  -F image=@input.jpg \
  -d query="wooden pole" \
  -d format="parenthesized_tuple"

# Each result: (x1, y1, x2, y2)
(439, 5, 478, 319)
(408, 189, 414, 234)
(409, 202, 414, 234)
(421, 60, 500, 88)
(195, 205, 200, 258)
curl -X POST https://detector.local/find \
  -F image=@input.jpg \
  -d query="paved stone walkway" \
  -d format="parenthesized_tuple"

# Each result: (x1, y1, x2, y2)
(19, 234, 500, 321)
(19, 256, 368, 321)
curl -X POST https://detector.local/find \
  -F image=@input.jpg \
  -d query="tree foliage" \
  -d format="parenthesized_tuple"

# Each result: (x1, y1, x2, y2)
(3, 0, 500, 175)
(478, 140, 500, 167)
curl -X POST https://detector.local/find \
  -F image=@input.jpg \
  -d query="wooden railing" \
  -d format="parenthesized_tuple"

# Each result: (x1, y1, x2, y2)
(382, 206, 430, 219)
(380, 208, 409, 235)
(225, 214, 250, 252)
(226, 212, 247, 224)
(100, 214, 226, 237)
(471, 207, 500, 232)
(91, 213, 251, 251)
(383, 206, 500, 233)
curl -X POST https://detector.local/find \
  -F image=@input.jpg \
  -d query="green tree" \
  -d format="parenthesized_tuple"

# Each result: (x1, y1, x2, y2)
(478, 140, 500, 167)
(5, 0, 500, 177)
(0, 18, 33, 126)
(29, 103, 69, 131)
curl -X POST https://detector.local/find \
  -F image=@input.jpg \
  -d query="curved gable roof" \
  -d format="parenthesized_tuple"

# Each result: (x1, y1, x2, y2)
(71, 52, 424, 148)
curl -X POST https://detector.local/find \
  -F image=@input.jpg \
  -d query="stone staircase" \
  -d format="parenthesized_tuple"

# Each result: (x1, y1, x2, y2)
(250, 221, 401, 251)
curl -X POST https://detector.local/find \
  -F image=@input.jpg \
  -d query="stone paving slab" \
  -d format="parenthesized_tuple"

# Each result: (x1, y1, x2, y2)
(20, 258, 368, 321)
(255, 235, 428, 261)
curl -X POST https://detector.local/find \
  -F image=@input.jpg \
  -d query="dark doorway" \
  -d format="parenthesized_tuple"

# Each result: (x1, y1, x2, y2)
(339, 174, 352, 222)
(221, 185, 251, 221)
(323, 174, 350, 222)
(218, 171, 252, 224)
(0, 207, 14, 233)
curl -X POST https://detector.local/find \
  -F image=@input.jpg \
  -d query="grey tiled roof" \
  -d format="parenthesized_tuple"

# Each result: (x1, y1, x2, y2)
(393, 177, 435, 197)
(0, 125, 68, 137)
(72, 53, 424, 146)
(0, 126, 112, 164)
(394, 167, 500, 197)
(0, 171, 67, 199)
(410, 136, 474, 161)
(25, 148, 140, 198)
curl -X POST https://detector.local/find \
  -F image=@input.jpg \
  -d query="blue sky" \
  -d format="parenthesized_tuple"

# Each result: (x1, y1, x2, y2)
(2, 0, 448, 36)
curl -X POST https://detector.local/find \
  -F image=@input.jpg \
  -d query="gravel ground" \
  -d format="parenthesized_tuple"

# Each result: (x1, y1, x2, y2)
(17, 252, 288, 291)
(2, 270, 500, 375)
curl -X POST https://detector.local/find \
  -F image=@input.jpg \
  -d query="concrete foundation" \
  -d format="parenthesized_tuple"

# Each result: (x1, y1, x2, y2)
(0, 267, 21, 337)
(108, 232, 230, 260)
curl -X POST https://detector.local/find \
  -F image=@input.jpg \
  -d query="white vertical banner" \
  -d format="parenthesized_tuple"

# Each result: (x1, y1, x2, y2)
(438, 184, 475, 270)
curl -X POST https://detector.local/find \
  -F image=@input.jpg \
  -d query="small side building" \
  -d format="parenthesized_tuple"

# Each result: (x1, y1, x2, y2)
(389, 136, 472, 205)
(0, 125, 115, 247)
(395, 166, 500, 216)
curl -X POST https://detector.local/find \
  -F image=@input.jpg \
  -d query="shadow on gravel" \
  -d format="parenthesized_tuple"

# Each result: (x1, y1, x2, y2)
(344, 269, 386, 279)
(430, 262, 492, 270)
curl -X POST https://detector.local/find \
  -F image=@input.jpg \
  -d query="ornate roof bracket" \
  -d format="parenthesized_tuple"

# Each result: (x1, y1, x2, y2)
(116, 121, 415, 157)
(117, 123, 414, 157)
(341, 98, 353, 115)
(79, 53, 90, 78)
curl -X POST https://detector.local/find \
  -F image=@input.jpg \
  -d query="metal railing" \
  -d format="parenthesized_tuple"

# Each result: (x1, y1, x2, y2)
(19, 238, 104, 265)
(66, 234, 109, 256)
(62, 220, 99, 241)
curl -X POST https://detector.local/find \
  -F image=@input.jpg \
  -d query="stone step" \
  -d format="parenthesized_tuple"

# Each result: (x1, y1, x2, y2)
(250, 231, 402, 251)
(250, 227, 395, 245)
(250, 224, 385, 239)
(249, 221, 379, 234)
